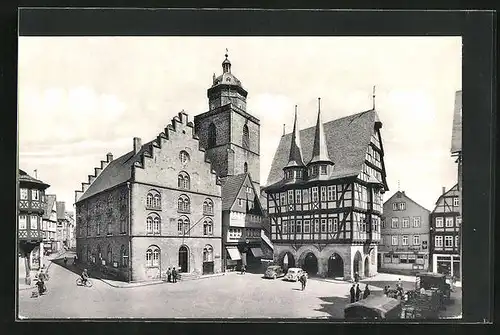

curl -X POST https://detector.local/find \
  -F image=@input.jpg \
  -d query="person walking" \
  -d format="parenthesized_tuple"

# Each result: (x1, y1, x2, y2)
(300, 272, 307, 291)
(355, 283, 362, 301)
(172, 267, 178, 283)
(363, 284, 371, 299)
(350, 284, 356, 303)
(63, 256, 68, 266)
(167, 267, 172, 283)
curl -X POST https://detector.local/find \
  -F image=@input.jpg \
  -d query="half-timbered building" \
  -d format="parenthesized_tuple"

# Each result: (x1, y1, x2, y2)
(429, 184, 461, 278)
(263, 101, 388, 281)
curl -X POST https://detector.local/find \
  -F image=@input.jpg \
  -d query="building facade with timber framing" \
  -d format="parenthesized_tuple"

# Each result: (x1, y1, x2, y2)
(263, 101, 389, 281)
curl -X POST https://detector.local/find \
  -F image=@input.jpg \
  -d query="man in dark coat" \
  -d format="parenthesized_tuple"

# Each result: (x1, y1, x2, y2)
(172, 267, 177, 283)
(363, 284, 371, 299)
(167, 267, 172, 283)
(350, 284, 356, 303)
(300, 272, 307, 291)
(355, 284, 362, 301)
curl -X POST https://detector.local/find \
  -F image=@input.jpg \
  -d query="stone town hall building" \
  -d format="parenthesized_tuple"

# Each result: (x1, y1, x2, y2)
(263, 100, 389, 281)
(75, 53, 267, 282)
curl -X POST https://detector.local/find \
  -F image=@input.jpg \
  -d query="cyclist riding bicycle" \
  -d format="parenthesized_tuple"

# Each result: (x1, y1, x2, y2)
(81, 269, 89, 285)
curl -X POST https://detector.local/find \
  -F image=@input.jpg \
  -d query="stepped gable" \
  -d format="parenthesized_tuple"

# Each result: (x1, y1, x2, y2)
(74, 152, 114, 203)
(75, 111, 220, 204)
(266, 109, 380, 188)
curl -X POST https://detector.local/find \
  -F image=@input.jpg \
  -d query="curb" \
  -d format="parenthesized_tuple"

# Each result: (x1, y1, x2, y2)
(98, 272, 227, 288)
(18, 249, 68, 292)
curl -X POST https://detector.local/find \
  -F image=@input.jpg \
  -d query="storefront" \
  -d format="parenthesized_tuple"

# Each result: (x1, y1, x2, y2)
(433, 254, 460, 278)
(225, 246, 242, 271)
(379, 251, 429, 273)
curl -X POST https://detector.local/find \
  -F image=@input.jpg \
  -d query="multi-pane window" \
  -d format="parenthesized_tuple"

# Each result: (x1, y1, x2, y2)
(203, 198, 214, 215)
(453, 197, 459, 207)
(19, 215, 27, 229)
(311, 187, 319, 202)
(146, 246, 160, 267)
(320, 219, 327, 233)
(178, 195, 191, 213)
(314, 219, 319, 233)
(391, 218, 399, 229)
(445, 217, 454, 227)
(320, 165, 327, 175)
(296, 220, 302, 233)
(413, 235, 420, 245)
(392, 203, 398, 211)
(391, 236, 398, 245)
(288, 190, 294, 204)
(302, 189, 309, 203)
(327, 186, 336, 201)
(295, 190, 302, 204)
(178, 217, 190, 235)
(413, 216, 421, 228)
(333, 218, 338, 232)
(30, 215, 38, 229)
(153, 216, 160, 234)
(146, 217, 153, 233)
(31, 189, 39, 201)
(282, 221, 288, 234)
(456, 216, 461, 226)
(290, 220, 295, 233)
(402, 218, 410, 228)
(444, 236, 453, 247)
(177, 172, 190, 190)
(179, 151, 190, 164)
(320, 187, 327, 201)
(327, 219, 332, 232)
(435, 217, 444, 227)
(280, 193, 287, 206)
(435, 236, 443, 247)
(402, 235, 408, 245)
(399, 202, 406, 210)
(304, 220, 310, 233)
(203, 219, 213, 236)
(20, 188, 28, 200)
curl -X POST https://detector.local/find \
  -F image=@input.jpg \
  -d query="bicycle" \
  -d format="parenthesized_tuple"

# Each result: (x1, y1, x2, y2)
(76, 277, 93, 287)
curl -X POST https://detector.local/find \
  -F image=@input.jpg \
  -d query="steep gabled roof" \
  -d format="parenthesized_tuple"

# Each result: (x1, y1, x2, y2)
(43, 195, 57, 220)
(220, 174, 248, 211)
(434, 184, 459, 206)
(19, 169, 50, 189)
(383, 191, 431, 213)
(77, 140, 154, 203)
(266, 109, 380, 187)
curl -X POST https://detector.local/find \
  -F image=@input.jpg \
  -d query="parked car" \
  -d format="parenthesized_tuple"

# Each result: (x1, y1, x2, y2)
(284, 268, 305, 282)
(264, 265, 285, 279)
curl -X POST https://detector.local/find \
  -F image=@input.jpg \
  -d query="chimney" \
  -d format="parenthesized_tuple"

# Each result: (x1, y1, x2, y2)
(106, 152, 113, 162)
(133, 137, 142, 154)
(442, 186, 446, 195)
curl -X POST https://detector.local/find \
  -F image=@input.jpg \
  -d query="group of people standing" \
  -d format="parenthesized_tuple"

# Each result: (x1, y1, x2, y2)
(166, 267, 179, 283)
(350, 283, 371, 303)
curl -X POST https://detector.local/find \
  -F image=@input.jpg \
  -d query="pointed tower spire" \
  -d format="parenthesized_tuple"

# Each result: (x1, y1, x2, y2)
(285, 105, 305, 168)
(372, 85, 376, 110)
(308, 98, 332, 165)
(222, 48, 231, 73)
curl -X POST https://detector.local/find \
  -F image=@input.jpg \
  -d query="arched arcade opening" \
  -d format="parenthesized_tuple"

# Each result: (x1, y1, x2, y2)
(328, 253, 344, 278)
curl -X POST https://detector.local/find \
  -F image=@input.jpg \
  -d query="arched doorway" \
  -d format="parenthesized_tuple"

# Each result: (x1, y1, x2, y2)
(303, 252, 318, 275)
(353, 251, 362, 279)
(281, 252, 295, 270)
(328, 253, 344, 278)
(178, 246, 189, 273)
(364, 257, 370, 277)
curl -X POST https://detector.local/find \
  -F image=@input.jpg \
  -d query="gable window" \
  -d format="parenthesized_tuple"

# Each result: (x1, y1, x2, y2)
(398, 202, 406, 211)
(178, 171, 190, 190)
(304, 220, 310, 233)
(208, 123, 217, 148)
(435, 217, 444, 227)
(177, 194, 191, 213)
(453, 197, 459, 207)
(242, 124, 250, 149)
(19, 215, 27, 229)
(238, 199, 243, 207)
(392, 203, 398, 211)
(445, 217, 454, 227)
(20, 188, 28, 200)
(179, 150, 190, 164)
(413, 235, 420, 245)
(391, 218, 399, 229)
(435, 236, 443, 247)
(391, 236, 398, 245)
(402, 218, 410, 228)
(31, 189, 39, 201)
(203, 219, 213, 236)
(203, 198, 214, 215)
(413, 216, 421, 228)
(244, 162, 248, 173)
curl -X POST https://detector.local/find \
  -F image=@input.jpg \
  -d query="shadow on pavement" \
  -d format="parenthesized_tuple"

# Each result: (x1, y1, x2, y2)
(314, 295, 351, 319)
(50, 257, 98, 280)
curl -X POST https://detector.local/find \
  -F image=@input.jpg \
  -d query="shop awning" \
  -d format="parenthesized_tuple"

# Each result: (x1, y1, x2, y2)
(250, 247, 264, 258)
(226, 247, 242, 260)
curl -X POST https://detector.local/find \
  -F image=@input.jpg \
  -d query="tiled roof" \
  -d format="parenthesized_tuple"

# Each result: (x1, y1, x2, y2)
(220, 174, 248, 211)
(56, 201, 66, 220)
(451, 90, 462, 154)
(265, 110, 380, 188)
(77, 141, 154, 203)
(43, 195, 57, 220)
(383, 191, 431, 213)
(285, 108, 305, 168)
(19, 169, 50, 188)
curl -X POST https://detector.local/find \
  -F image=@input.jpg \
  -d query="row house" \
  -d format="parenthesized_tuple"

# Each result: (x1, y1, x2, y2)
(263, 100, 388, 281)
(41, 194, 58, 254)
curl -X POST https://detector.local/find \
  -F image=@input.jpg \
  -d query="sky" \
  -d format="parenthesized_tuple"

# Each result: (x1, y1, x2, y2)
(18, 36, 461, 211)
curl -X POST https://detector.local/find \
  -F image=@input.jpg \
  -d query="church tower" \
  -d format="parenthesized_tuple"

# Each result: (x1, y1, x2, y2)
(194, 52, 261, 191)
